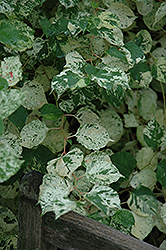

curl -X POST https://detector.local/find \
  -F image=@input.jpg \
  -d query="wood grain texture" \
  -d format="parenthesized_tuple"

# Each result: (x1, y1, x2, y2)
(17, 171, 159, 250)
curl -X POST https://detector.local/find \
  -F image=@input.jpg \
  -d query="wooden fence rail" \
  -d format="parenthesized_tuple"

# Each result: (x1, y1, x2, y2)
(17, 171, 160, 250)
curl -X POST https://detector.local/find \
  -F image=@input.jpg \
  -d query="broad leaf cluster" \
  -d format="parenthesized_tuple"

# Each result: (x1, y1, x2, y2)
(0, 0, 166, 248)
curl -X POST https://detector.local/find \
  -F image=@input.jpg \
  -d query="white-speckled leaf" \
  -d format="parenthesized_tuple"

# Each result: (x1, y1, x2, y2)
(160, 203, 166, 225)
(134, 0, 153, 16)
(0, 180, 19, 199)
(136, 147, 157, 171)
(131, 213, 154, 240)
(0, 142, 24, 183)
(90, 63, 129, 92)
(97, 27, 124, 46)
(0, 132, 22, 157)
(96, 11, 124, 46)
(76, 123, 111, 150)
(0, 56, 22, 86)
(65, 51, 85, 76)
(143, 2, 166, 31)
(47, 148, 84, 177)
(85, 185, 120, 215)
(20, 120, 49, 149)
(0, 89, 25, 119)
(59, 99, 75, 113)
(143, 118, 165, 149)
(75, 107, 100, 124)
(59, 0, 78, 8)
(85, 151, 123, 185)
(17, 0, 41, 16)
(0, 206, 17, 233)
(51, 69, 86, 100)
(0, 19, 34, 52)
(127, 186, 158, 217)
(108, 3, 136, 29)
(159, 240, 166, 250)
(38, 173, 76, 219)
(98, 11, 120, 29)
(0, 1, 14, 17)
(135, 30, 152, 54)
(99, 109, 123, 144)
(154, 202, 166, 234)
(130, 169, 156, 190)
(152, 57, 166, 83)
(22, 80, 48, 110)
(154, 2, 166, 26)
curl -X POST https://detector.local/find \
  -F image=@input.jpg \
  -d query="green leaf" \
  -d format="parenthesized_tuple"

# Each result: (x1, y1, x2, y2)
(124, 41, 145, 64)
(76, 123, 111, 150)
(85, 151, 123, 185)
(111, 152, 136, 178)
(20, 119, 49, 149)
(38, 173, 76, 219)
(22, 145, 55, 173)
(124, 113, 139, 128)
(127, 186, 158, 216)
(134, 0, 153, 16)
(0, 116, 4, 136)
(8, 105, 29, 131)
(136, 147, 157, 171)
(0, 76, 8, 90)
(40, 18, 55, 38)
(91, 1, 99, 9)
(138, 89, 157, 121)
(143, 118, 164, 149)
(0, 20, 34, 52)
(0, 142, 24, 183)
(111, 209, 135, 228)
(47, 148, 84, 177)
(106, 46, 128, 64)
(40, 104, 63, 121)
(0, 89, 25, 119)
(88, 212, 110, 226)
(129, 61, 152, 88)
(156, 159, 166, 188)
(85, 185, 120, 215)
(151, 57, 166, 83)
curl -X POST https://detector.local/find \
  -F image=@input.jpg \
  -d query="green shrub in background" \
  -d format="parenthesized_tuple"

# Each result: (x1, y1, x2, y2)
(0, 0, 166, 248)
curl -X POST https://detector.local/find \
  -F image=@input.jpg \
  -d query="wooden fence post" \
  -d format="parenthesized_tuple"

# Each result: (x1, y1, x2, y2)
(17, 171, 160, 250)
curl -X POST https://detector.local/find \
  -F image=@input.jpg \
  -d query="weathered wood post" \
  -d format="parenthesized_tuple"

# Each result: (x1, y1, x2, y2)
(17, 171, 160, 250)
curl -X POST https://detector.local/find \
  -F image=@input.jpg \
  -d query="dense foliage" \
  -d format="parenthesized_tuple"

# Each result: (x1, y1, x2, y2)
(0, 0, 166, 248)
